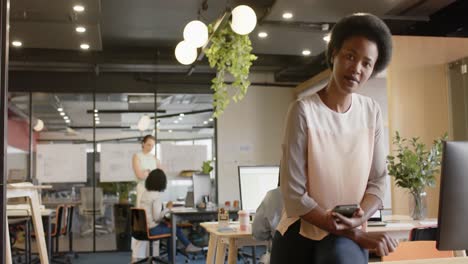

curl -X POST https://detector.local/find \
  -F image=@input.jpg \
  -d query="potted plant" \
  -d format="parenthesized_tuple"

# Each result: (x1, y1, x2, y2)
(386, 131, 447, 220)
(205, 23, 257, 117)
(201, 160, 213, 175)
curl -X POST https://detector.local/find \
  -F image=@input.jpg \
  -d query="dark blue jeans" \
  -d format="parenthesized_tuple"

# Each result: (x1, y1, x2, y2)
(271, 220, 368, 264)
(149, 222, 190, 260)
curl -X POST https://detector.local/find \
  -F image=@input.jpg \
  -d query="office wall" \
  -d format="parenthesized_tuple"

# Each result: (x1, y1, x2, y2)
(387, 36, 468, 218)
(217, 85, 294, 204)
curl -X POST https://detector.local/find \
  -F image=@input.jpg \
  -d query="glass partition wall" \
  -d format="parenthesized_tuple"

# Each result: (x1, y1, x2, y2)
(6, 91, 216, 253)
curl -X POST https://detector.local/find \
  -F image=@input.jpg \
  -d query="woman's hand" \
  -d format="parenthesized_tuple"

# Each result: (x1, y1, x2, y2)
(353, 231, 399, 256)
(332, 208, 366, 230)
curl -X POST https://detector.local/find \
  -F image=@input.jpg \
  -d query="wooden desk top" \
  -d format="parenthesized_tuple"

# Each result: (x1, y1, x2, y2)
(380, 257, 468, 263)
(200, 222, 253, 238)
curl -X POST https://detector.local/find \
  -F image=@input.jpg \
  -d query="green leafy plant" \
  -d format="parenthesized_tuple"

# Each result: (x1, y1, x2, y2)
(201, 160, 213, 174)
(100, 181, 136, 204)
(205, 23, 257, 117)
(387, 131, 447, 195)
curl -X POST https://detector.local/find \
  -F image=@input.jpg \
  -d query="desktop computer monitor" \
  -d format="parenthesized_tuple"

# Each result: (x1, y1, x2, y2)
(436, 141, 468, 250)
(238, 165, 279, 214)
(192, 173, 211, 207)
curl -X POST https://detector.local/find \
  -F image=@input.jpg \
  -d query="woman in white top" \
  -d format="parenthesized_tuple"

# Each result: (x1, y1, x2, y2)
(131, 134, 160, 260)
(132, 135, 161, 207)
(140, 168, 201, 261)
(271, 13, 398, 264)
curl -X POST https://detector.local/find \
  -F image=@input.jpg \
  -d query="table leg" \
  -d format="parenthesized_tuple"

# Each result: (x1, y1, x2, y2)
(29, 191, 49, 264)
(5, 215, 12, 264)
(46, 215, 52, 262)
(227, 238, 238, 264)
(171, 214, 177, 263)
(215, 238, 227, 264)
(206, 233, 218, 264)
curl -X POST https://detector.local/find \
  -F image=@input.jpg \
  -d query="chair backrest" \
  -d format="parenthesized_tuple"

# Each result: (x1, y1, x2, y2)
(130, 208, 150, 241)
(52, 205, 65, 236)
(61, 205, 75, 235)
(382, 241, 454, 261)
(409, 226, 438, 241)
(80, 187, 104, 215)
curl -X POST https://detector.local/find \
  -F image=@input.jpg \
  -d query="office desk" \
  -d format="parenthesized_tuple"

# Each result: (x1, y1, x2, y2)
(7, 208, 55, 263)
(380, 257, 468, 263)
(6, 183, 51, 264)
(200, 222, 267, 264)
(169, 207, 238, 263)
(367, 215, 437, 241)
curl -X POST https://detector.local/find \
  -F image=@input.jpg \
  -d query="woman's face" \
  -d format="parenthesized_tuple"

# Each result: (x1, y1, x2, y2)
(331, 36, 378, 95)
(142, 139, 155, 153)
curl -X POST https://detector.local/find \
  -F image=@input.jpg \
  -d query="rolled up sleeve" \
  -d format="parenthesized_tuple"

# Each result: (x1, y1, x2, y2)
(280, 100, 317, 217)
(365, 104, 387, 204)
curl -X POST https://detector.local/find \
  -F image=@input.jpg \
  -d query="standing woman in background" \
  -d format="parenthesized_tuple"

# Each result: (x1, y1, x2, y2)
(133, 134, 161, 207)
(131, 134, 161, 261)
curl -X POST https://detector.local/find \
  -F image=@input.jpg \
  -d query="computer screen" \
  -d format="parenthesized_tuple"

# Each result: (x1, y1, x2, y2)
(238, 165, 279, 213)
(192, 173, 211, 207)
(436, 141, 468, 250)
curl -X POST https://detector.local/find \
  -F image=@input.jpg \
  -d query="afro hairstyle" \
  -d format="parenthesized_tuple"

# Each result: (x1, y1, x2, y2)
(326, 13, 392, 77)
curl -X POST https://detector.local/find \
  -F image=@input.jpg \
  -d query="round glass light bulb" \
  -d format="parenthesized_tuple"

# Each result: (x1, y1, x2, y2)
(174, 40, 197, 65)
(231, 5, 257, 35)
(183, 20, 208, 48)
(137, 115, 151, 131)
(33, 119, 44, 131)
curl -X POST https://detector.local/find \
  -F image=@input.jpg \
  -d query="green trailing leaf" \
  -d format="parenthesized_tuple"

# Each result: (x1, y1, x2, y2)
(205, 23, 257, 117)
(387, 132, 448, 195)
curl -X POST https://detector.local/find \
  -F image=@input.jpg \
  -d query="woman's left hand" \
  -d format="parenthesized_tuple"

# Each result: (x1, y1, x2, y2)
(332, 208, 365, 230)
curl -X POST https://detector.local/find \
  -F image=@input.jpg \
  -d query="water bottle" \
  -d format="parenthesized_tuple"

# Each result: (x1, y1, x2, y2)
(71, 186, 76, 201)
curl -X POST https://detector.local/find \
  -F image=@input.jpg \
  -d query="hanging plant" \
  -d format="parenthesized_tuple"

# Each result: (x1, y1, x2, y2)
(205, 23, 257, 117)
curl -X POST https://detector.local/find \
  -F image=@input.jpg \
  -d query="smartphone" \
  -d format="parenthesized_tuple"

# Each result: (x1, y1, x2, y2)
(332, 204, 359, 218)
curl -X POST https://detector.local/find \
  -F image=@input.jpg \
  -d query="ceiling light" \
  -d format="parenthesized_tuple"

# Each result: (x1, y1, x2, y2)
(65, 120, 71, 123)
(137, 115, 151, 131)
(94, 109, 98, 113)
(33, 119, 44, 132)
(60, 112, 65, 116)
(174, 120, 179, 124)
(168, 130, 173, 133)
(64, 116, 69, 120)
(94, 113, 98, 117)
(75, 26, 86, 33)
(302, 49, 311, 56)
(209, 118, 214, 122)
(282, 12, 293, 19)
(323, 34, 331, 42)
(203, 121, 208, 124)
(80, 43, 90, 50)
(95, 117, 99, 121)
(183, 20, 208, 48)
(178, 117, 183, 120)
(321, 24, 330, 31)
(179, 113, 185, 117)
(12, 41, 22, 47)
(258, 32, 268, 38)
(96, 121, 100, 125)
(57, 107, 63, 112)
(175, 40, 197, 65)
(73, 5, 85, 12)
(231, 5, 257, 35)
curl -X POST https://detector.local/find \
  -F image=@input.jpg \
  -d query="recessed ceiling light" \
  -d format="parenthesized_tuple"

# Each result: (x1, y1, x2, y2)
(57, 107, 63, 112)
(96, 121, 100, 124)
(60, 112, 65, 116)
(168, 130, 173, 133)
(258, 32, 268, 38)
(75, 26, 86, 33)
(12, 41, 22, 47)
(94, 109, 98, 113)
(80, 43, 90, 50)
(203, 121, 208, 124)
(302, 49, 311, 56)
(94, 113, 98, 117)
(282, 12, 293, 20)
(73, 5, 85, 12)
(174, 120, 179, 124)
(179, 113, 185, 117)
(323, 34, 331, 42)
(95, 117, 100, 121)
(178, 117, 183, 120)
(209, 118, 214, 122)
(65, 120, 71, 123)
(64, 117, 69, 120)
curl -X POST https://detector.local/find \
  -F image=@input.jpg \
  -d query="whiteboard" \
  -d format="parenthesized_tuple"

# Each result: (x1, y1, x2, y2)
(160, 144, 207, 174)
(100, 143, 140, 182)
(36, 144, 87, 183)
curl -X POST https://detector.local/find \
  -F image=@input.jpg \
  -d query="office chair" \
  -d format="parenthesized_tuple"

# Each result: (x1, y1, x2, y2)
(381, 241, 454, 261)
(409, 226, 438, 241)
(130, 208, 171, 264)
(79, 187, 111, 236)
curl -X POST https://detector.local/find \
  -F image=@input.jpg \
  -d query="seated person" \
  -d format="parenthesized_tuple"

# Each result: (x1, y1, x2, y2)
(252, 187, 283, 264)
(139, 168, 201, 259)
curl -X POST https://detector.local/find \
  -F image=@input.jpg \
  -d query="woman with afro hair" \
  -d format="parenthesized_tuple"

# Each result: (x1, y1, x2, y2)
(272, 13, 398, 264)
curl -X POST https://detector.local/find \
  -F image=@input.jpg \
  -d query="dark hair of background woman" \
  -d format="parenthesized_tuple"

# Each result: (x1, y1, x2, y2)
(142, 134, 156, 144)
(146, 168, 167, 192)
(326, 13, 393, 77)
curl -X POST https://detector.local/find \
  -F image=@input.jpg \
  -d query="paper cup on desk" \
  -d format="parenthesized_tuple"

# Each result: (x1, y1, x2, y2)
(238, 210, 249, 231)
